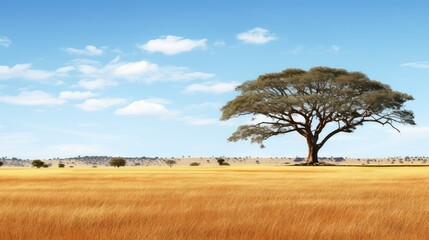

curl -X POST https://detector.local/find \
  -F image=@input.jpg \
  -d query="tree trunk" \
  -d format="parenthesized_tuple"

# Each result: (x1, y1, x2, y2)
(306, 142, 319, 165)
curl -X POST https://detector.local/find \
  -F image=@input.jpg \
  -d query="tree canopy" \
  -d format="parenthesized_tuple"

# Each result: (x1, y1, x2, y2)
(109, 157, 126, 167)
(165, 160, 177, 168)
(32, 160, 45, 168)
(221, 67, 415, 165)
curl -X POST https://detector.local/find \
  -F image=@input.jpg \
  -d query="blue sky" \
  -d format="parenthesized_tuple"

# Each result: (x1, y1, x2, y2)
(1, 0, 428, 159)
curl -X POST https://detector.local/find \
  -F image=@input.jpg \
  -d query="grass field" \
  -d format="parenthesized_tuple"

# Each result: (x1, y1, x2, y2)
(1, 166, 429, 240)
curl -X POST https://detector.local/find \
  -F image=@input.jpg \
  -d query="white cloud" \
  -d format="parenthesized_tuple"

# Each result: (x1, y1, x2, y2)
(184, 82, 238, 94)
(59, 91, 95, 100)
(75, 60, 214, 83)
(0, 90, 65, 106)
(1, 56, 213, 90)
(151, 66, 214, 82)
(237, 27, 277, 44)
(0, 64, 54, 80)
(115, 100, 172, 116)
(77, 98, 126, 111)
(331, 45, 340, 52)
(78, 79, 117, 90)
(214, 40, 226, 47)
(63, 45, 104, 56)
(0, 36, 12, 47)
(56, 66, 75, 74)
(109, 56, 121, 64)
(76, 65, 98, 75)
(138, 35, 207, 55)
(68, 58, 101, 65)
(183, 116, 219, 126)
(401, 62, 429, 69)
(113, 60, 158, 77)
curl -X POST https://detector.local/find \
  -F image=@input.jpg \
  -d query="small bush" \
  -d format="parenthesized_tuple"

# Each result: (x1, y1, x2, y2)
(42, 164, 49, 168)
(58, 163, 65, 168)
(92, 166, 97, 168)
(0, 161, 3, 167)
(190, 162, 200, 166)
(69, 166, 74, 168)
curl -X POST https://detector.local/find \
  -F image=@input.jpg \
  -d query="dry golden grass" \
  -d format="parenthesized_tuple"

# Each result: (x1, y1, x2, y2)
(1, 166, 429, 240)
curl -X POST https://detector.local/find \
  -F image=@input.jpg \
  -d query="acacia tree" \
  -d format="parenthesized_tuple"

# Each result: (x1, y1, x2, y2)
(165, 160, 177, 168)
(221, 67, 415, 165)
(109, 157, 126, 167)
(32, 160, 45, 168)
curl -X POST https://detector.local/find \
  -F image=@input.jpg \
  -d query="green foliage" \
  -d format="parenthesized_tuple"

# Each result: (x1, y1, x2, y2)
(32, 160, 45, 168)
(165, 160, 177, 168)
(43, 164, 50, 168)
(221, 67, 415, 164)
(190, 162, 200, 166)
(109, 157, 126, 168)
(58, 163, 65, 168)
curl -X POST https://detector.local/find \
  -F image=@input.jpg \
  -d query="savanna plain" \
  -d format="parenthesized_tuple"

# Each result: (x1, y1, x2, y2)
(1, 166, 428, 240)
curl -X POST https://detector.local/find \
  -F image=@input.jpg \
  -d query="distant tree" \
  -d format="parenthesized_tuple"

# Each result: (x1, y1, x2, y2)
(216, 158, 225, 165)
(109, 157, 126, 167)
(165, 160, 177, 168)
(58, 163, 65, 168)
(32, 160, 45, 168)
(0, 161, 3, 167)
(216, 158, 230, 166)
(221, 67, 415, 165)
